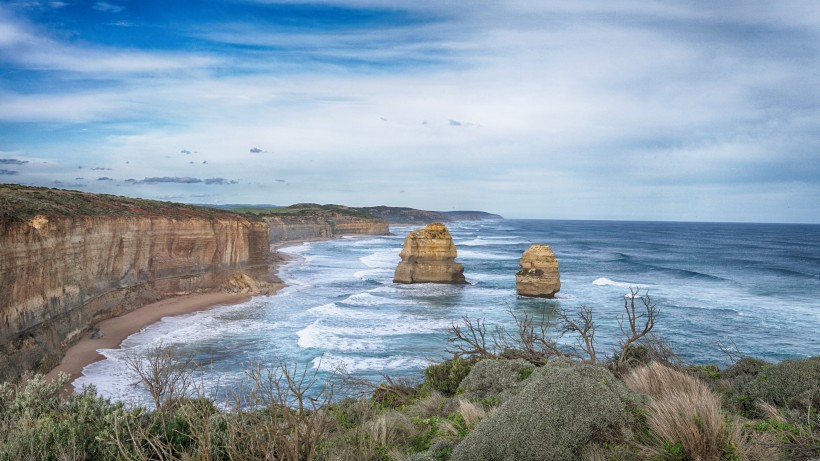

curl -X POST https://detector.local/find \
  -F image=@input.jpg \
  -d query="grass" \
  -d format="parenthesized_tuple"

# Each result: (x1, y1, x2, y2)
(624, 362, 743, 461)
(0, 184, 252, 223)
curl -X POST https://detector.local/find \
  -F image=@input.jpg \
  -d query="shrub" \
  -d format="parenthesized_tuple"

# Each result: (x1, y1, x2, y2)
(458, 358, 535, 404)
(722, 357, 770, 380)
(450, 363, 638, 461)
(624, 362, 743, 461)
(743, 357, 819, 416)
(0, 375, 122, 460)
(422, 357, 478, 397)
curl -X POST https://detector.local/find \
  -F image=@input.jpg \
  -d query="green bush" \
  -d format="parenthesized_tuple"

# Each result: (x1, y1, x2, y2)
(421, 357, 477, 397)
(722, 357, 770, 380)
(450, 363, 639, 461)
(458, 359, 535, 404)
(0, 375, 122, 460)
(745, 357, 820, 415)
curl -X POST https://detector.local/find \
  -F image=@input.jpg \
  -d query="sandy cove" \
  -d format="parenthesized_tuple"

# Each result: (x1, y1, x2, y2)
(46, 243, 302, 390)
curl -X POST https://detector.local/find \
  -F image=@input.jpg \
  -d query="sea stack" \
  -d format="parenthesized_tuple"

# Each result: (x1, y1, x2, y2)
(393, 223, 467, 284)
(516, 244, 560, 297)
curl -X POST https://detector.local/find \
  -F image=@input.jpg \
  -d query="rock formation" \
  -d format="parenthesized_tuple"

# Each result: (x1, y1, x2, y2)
(393, 223, 467, 284)
(515, 244, 560, 297)
(0, 186, 273, 382)
(264, 214, 389, 244)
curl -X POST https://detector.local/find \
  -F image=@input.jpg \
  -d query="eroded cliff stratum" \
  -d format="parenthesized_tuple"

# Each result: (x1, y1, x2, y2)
(0, 186, 279, 381)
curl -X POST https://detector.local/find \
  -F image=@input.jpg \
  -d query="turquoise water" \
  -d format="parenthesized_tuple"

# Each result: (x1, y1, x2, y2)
(75, 220, 820, 404)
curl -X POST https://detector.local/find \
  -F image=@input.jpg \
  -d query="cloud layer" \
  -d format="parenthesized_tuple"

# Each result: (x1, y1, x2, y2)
(1, 1, 819, 222)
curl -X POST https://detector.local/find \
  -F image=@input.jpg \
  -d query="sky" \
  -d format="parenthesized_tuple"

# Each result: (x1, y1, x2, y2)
(1, 1, 820, 222)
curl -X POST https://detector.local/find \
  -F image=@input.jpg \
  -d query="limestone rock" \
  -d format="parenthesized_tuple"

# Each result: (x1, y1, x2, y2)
(515, 244, 560, 298)
(393, 223, 467, 284)
(0, 186, 273, 382)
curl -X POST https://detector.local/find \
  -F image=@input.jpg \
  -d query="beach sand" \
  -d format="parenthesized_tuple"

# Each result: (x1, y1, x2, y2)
(46, 243, 300, 390)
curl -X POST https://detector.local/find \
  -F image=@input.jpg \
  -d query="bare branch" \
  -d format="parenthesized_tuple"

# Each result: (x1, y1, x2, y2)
(121, 341, 195, 411)
(559, 305, 597, 363)
(446, 317, 496, 359)
(616, 287, 659, 367)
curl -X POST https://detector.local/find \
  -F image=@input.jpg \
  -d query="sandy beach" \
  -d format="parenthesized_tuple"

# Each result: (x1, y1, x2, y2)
(45, 292, 253, 387)
(46, 244, 300, 390)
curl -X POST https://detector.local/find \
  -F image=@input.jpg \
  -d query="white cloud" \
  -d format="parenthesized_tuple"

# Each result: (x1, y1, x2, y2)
(92, 2, 124, 13)
(2, 1, 819, 221)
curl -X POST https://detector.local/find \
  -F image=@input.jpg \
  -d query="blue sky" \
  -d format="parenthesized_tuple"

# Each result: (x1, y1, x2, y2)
(1, 1, 819, 222)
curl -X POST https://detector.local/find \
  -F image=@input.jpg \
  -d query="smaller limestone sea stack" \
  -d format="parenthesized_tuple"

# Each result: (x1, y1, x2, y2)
(394, 223, 467, 284)
(516, 244, 560, 298)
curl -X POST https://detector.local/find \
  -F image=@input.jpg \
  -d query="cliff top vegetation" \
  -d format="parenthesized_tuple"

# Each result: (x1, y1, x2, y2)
(228, 203, 375, 220)
(0, 184, 253, 223)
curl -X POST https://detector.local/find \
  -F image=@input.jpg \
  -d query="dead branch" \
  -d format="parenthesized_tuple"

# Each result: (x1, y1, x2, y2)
(446, 317, 496, 359)
(617, 287, 659, 367)
(559, 305, 597, 363)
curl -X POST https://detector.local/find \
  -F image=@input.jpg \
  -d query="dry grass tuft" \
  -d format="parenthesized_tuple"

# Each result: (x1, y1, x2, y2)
(625, 362, 738, 461)
(366, 410, 415, 449)
(405, 391, 447, 419)
(457, 399, 486, 429)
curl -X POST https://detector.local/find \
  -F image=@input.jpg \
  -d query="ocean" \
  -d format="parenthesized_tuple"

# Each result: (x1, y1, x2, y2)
(74, 219, 820, 405)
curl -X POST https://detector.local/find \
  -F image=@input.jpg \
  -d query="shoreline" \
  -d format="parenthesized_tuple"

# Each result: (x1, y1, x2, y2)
(46, 240, 306, 390)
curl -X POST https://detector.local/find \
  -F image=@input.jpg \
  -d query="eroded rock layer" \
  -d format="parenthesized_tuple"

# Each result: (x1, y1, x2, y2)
(0, 188, 273, 382)
(393, 223, 467, 284)
(515, 244, 560, 298)
(264, 215, 389, 243)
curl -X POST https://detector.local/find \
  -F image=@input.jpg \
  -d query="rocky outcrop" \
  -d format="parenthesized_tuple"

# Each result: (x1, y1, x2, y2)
(264, 214, 389, 244)
(393, 223, 467, 284)
(516, 244, 560, 298)
(0, 186, 273, 382)
(353, 206, 502, 225)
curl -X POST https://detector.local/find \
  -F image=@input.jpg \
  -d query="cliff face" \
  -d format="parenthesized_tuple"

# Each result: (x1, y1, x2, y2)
(393, 223, 467, 284)
(264, 214, 389, 244)
(354, 206, 503, 225)
(0, 187, 273, 382)
(515, 244, 560, 298)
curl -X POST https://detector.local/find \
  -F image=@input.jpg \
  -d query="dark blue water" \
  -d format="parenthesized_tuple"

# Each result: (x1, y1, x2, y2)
(76, 220, 820, 404)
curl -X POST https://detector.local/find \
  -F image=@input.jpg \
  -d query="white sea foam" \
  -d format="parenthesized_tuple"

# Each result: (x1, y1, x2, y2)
(118, 302, 276, 349)
(459, 237, 527, 246)
(457, 249, 511, 260)
(297, 320, 385, 352)
(344, 292, 394, 306)
(307, 301, 398, 320)
(352, 268, 392, 280)
(592, 277, 648, 289)
(296, 312, 451, 351)
(360, 249, 400, 268)
(352, 238, 389, 247)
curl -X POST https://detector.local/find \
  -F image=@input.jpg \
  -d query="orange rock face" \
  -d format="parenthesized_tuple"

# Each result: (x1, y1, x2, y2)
(515, 244, 560, 298)
(0, 214, 272, 381)
(393, 223, 467, 284)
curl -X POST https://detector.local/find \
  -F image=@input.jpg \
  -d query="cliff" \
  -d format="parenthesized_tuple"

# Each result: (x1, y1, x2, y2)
(233, 204, 390, 243)
(0, 185, 273, 382)
(223, 204, 503, 226)
(393, 223, 467, 284)
(515, 244, 561, 298)
(353, 206, 503, 225)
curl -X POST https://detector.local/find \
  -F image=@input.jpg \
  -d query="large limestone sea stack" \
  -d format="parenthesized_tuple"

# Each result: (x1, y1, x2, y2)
(393, 223, 467, 284)
(516, 244, 560, 297)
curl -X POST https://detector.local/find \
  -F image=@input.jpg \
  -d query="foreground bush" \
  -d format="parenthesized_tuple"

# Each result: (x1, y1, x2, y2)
(457, 358, 534, 404)
(451, 361, 639, 461)
(0, 373, 122, 460)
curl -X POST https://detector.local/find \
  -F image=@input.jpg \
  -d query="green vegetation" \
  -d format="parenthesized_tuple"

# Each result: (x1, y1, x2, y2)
(227, 203, 374, 219)
(0, 184, 252, 223)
